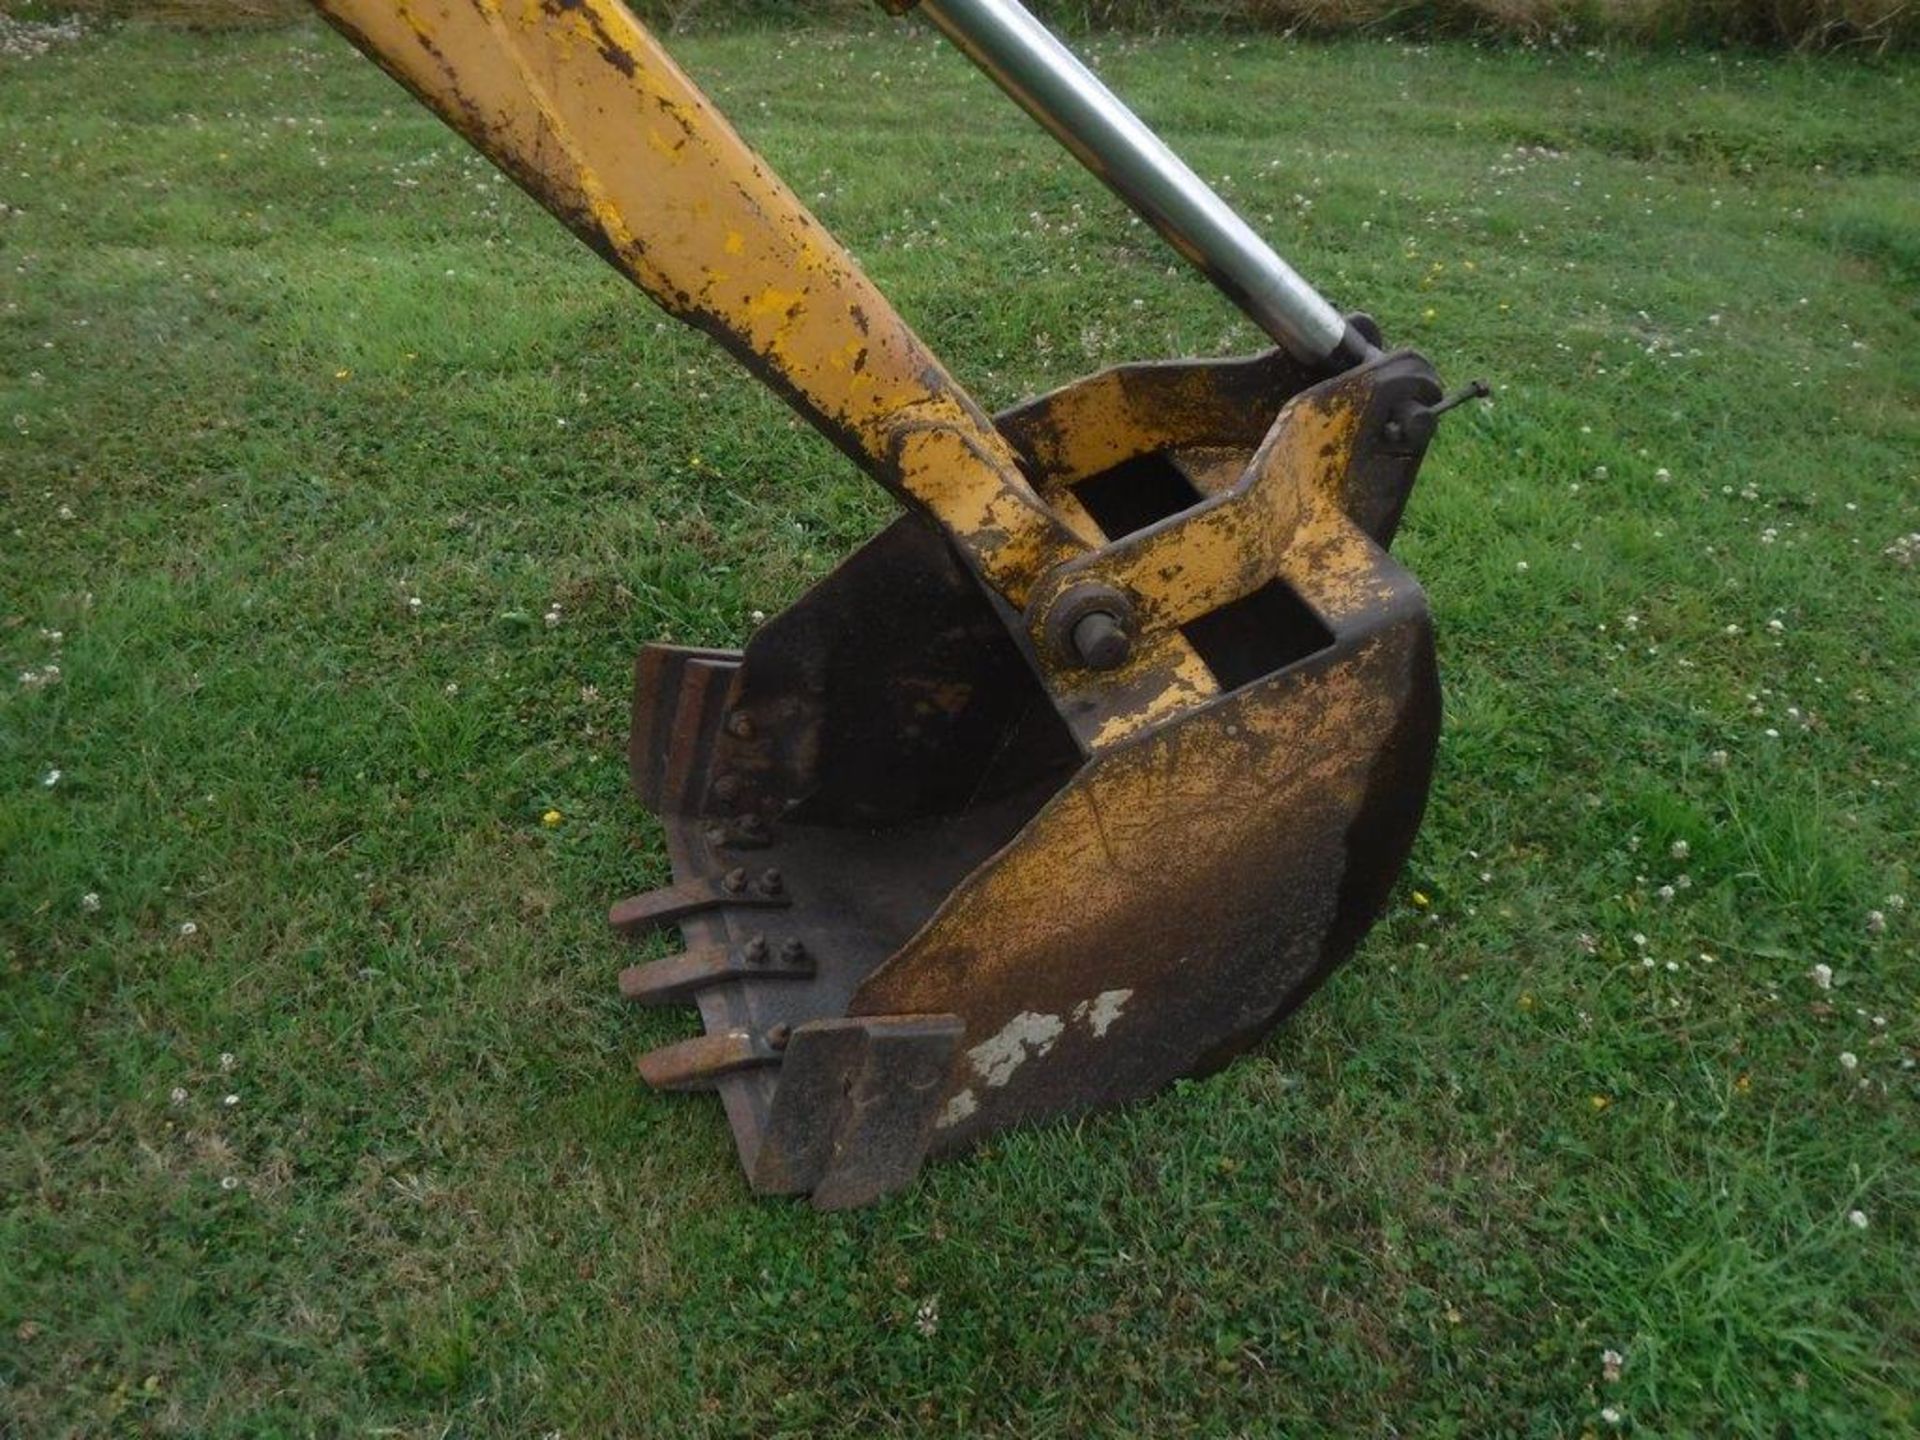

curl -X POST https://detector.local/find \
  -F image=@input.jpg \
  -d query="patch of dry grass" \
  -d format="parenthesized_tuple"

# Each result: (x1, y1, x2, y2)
(21, 0, 1919, 49)
(1055, 0, 1916, 53)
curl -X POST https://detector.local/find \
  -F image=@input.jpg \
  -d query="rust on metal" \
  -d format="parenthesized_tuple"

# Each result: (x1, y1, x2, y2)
(618, 939, 816, 1005)
(608, 873, 789, 937)
(636, 1028, 784, 1091)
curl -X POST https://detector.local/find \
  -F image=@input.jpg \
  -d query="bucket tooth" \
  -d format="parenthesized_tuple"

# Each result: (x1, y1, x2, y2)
(629, 647, 739, 815)
(636, 1028, 785, 1091)
(749, 1015, 965, 1209)
(618, 937, 815, 1006)
(607, 871, 791, 938)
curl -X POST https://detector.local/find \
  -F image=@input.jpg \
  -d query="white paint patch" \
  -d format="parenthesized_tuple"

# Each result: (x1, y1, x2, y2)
(937, 1088, 978, 1130)
(1071, 988, 1133, 1038)
(965, 1010, 1065, 1088)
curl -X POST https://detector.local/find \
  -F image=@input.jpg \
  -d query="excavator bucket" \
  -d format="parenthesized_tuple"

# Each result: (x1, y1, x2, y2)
(310, 0, 1478, 1206)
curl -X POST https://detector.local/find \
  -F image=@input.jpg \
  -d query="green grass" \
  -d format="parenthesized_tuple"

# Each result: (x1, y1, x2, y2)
(3, 20, 1917, 1438)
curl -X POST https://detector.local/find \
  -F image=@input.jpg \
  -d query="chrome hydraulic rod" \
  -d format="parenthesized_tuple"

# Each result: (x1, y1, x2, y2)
(909, 0, 1362, 366)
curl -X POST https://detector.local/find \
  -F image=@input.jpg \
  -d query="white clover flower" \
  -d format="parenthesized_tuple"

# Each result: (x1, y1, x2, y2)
(1669, 839, 1690, 861)
(1767, 618, 1785, 634)
(1657, 885, 1675, 902)
(1707, 749, 1730, 769)
(223, 1092, 240, 1106)
(407, 595, 423, 613)
(1601, 1407, 1623, 1426)
(41, 768, 61, 787)
(1839, 1052, 1858, 1072)
(169, 1087, 188, 1105)
(220, 1052, 236, 1071)
(1848, 1209, 1869, 1229)
(914, 1297, 940, 1337)
(80, 891, 100, 911)
(1865, 910, 1886, 935)
(1811, 963, 1833, 990)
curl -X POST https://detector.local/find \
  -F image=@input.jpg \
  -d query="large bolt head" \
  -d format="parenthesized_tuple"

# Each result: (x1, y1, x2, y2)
(1038, 581, 1138, 674)
(1071, 610, 1132, 670)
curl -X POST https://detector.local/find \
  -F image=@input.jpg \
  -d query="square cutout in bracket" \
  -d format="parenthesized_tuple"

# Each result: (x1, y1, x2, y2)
(1071, 452, 1202, 540)
(1181, 579, 1334, 693)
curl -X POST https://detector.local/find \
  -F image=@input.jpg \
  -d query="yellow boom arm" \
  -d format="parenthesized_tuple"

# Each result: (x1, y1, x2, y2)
(314, 0, 1086, 605)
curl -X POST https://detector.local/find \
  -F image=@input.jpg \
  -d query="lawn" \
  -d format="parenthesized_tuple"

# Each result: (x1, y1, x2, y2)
(3, 16, 1917, 1437)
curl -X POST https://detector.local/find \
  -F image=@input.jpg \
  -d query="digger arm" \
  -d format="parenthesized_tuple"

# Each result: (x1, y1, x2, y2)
(312, 0, 1086, 606)
(300, 0, 1463, 1210)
